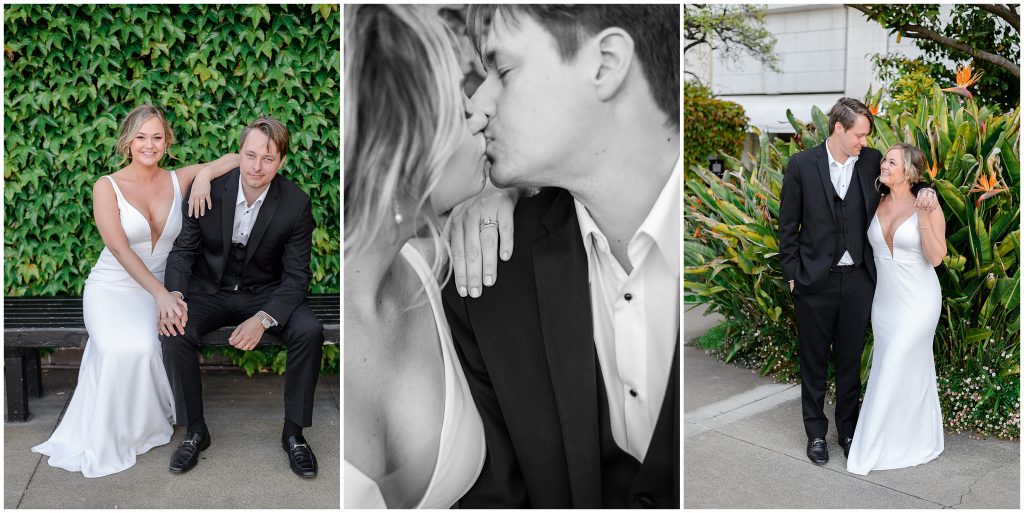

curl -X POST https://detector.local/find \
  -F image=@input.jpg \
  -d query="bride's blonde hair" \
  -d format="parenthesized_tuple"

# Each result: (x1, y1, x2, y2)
(344, 5, 466, 283)
(876, 143, 928, 195)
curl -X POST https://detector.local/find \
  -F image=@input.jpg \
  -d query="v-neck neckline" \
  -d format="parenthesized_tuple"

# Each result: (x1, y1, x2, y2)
(876, 210, 917, 259)
(108, 173, 177, 255)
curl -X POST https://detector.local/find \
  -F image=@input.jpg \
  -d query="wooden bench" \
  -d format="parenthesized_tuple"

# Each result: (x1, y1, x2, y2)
(4, 294, 339, 422)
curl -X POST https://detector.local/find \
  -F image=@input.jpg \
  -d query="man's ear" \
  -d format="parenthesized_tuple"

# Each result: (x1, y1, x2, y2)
(591, 27, 634, 102)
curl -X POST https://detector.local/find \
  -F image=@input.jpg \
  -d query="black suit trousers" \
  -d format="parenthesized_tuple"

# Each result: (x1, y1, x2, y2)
(792, 265, 873, 440)
(160, 289, 323, 427)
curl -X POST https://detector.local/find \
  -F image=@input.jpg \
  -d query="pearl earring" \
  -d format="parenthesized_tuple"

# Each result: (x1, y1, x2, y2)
(394, 208, 403, 224)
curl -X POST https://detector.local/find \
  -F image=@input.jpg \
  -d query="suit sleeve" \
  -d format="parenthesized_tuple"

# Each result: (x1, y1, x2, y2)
(442, 286, 531, 508)
(260, 194, 314, 325)
(164, 182, 202, 296)
(778, 156, 802, 283)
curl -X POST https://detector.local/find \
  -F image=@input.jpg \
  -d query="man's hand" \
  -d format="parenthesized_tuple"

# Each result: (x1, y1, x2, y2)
(789, 280, 795, 293)
(229, 316, 266, 351)
(448, 185, 518, 298)
(157, 291, 188, 336)
(914, 188, 938, 212)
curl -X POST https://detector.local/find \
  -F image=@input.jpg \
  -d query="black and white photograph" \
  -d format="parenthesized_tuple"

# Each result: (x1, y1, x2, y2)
(344, 4, 680, 508)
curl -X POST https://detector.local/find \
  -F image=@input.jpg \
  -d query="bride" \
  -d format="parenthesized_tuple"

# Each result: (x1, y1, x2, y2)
(847, 143, 946, 474)
(344, 4, 496, 508)
(31, 105, 239, 477)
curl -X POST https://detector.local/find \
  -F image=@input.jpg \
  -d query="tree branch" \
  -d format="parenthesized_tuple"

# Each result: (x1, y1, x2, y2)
(899, 23, 1020, 77)
(977, 4, 1019, 33)
(847, 4, 1020, 78)
(684, 36, 708, 53)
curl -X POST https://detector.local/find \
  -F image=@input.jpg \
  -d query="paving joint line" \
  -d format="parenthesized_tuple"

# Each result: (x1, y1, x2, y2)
(688, 384, 799, 423)
(706, 428, 948, 508)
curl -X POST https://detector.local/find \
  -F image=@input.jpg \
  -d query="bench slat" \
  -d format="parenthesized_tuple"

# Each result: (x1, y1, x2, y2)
(4, 294, 339, 346)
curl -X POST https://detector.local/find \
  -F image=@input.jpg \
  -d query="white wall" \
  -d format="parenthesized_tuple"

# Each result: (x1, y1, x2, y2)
(689, 4, 932, 132)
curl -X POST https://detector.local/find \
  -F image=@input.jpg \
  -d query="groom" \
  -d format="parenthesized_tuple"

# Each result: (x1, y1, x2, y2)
(442, 5, 679, 508)
(779, 98, 935, 465)
(160, 116, 322, 478)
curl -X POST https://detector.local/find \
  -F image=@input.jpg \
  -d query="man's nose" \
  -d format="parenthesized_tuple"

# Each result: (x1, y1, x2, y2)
(470, 74, 498, 121)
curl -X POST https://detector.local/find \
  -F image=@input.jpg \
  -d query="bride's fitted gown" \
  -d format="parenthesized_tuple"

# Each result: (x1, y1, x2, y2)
(345, 243, 486, 508)
(847, 211, 943, 475)
(32, 172, 181, 477)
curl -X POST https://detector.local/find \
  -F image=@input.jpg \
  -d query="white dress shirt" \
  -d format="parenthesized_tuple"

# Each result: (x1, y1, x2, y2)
(231, 178, 276, 325)
(232, 177, 269, 246)
(573, 158, 680, 462)
(825, 139, 857, 266)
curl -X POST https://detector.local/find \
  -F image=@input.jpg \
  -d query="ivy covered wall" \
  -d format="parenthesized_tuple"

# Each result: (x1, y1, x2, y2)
(4, 4, 340, 296)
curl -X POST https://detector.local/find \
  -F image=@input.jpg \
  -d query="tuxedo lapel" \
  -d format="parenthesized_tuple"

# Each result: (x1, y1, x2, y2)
(855, 157, 878, 221)
(531, 194, 602, 507)
(243, 178, 281, 267)
(814, 143, 838, 220)
(221, 171, 239, 262)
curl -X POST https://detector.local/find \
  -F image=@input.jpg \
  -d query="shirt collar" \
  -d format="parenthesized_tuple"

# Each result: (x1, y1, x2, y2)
(825, 137, 858, 169)
(236, 176, 269, 209)
(573, 158, 680, 277)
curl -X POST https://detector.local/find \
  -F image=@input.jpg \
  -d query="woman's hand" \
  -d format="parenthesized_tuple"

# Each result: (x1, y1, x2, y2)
(914, 187, 938, 212)
(187, 166, 213, 218)
(156, 291, 188, 336)
(448, 186, 520, 298)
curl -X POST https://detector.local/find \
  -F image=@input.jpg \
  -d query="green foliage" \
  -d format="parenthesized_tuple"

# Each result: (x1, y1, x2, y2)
(683, 85, 748, 175)
(871, 55, 939, 115)
(685, 85, 1020, 438)
(4, 4, 340, 297)
(4, 5, 341, 375)
(852, 4, 1019, 111)
(683, 4, 779, 71)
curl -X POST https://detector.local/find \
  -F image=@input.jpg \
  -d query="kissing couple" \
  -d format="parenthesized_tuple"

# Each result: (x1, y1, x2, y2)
(345, 4, 680, 509)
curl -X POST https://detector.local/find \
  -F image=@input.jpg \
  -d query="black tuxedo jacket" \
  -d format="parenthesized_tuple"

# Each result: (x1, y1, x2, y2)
(164, 168, 314, 326)
(441, 188, 680, 509)
(778, 143, 882, 291)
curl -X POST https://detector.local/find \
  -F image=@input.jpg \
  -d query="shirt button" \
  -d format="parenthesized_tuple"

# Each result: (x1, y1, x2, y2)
(624, 293, 633, 301)
(629, 388, 638, 398)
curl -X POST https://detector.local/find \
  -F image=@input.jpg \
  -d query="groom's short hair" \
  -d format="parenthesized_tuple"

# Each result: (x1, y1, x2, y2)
(828, 97, 874, 136)
(240, 116, 290, 158)
(466, 5, 679, 127)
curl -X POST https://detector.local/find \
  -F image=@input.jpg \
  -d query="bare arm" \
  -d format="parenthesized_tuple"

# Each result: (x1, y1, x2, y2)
(918, 203, 947, 267)
(92, 178, 187, 332)
(175, 153, 241, 217)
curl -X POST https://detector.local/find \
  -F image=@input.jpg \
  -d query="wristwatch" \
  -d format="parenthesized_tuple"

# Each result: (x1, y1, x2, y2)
(255, 310, 274, 330)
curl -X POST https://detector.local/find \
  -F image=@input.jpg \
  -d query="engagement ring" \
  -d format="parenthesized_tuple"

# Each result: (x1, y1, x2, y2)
(479, 217, 498, 232)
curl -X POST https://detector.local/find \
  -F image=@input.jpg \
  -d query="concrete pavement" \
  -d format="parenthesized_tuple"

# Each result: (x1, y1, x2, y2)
(683, 304, 1020, 509)
(5, 368, 339, 509)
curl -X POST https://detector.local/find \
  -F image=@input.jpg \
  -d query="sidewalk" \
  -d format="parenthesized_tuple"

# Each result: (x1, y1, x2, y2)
(683, 304, 1020, 509)
(5, 369, 339, 509)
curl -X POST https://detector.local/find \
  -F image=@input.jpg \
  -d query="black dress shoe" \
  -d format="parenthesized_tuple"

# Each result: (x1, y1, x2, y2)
(283, 435, 318, 478)
(806, 437, 828, 465)
(169, 431, 211, 474)
(841, 436, 853, 458)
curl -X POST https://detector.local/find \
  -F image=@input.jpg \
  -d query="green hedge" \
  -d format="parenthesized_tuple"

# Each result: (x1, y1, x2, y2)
(4, 4, 340, 297)
(683, 84, 748, 174)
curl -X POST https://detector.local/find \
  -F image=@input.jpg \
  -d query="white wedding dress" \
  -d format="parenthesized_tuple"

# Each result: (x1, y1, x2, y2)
(847, 211, 944, 475)
(344, 243, 486, 508)
(32, 172, 180, 477)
